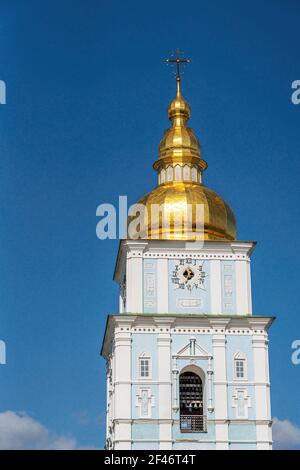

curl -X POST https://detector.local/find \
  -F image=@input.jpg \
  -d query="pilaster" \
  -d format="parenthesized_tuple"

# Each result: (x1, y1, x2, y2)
(210, 259, 222, 314)
(113, 321, 132, 449)
(212, 320, 229, 449)
(154, 318, 174, 449)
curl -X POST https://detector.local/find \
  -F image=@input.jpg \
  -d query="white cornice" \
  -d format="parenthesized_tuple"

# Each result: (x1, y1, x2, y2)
(101, 314, 274, 358)
(113, 239, 257, 284)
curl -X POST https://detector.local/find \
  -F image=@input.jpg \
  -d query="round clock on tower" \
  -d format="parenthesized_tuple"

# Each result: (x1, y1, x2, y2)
(171, 259, 207, 291)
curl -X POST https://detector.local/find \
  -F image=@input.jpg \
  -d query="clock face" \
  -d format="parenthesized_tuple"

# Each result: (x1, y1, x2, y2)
(171, 259, 206, 291)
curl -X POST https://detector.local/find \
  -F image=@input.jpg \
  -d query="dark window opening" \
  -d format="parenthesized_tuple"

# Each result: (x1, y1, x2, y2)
(179, 371, 206, 432)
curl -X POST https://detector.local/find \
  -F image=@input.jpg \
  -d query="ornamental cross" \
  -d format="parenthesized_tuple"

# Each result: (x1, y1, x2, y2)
(163, 49, 191, 81)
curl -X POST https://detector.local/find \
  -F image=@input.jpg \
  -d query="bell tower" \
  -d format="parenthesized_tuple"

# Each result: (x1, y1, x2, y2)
(101, 55, 273, 450)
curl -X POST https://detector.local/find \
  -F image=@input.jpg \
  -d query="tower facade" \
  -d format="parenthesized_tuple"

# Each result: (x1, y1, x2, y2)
(101, 72, 273, 450)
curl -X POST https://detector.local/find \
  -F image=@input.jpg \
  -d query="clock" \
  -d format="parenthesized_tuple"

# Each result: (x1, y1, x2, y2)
(171, 259, 206, 291)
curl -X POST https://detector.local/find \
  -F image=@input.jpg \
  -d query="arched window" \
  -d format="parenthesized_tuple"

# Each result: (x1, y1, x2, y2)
(191, 166, 197, 182)
(179, 371, 206, 432)
(234, 353, 247, 380)
(183, 164, 190, 181)
(174, 165, 181, 181)
(167, 166, 173, 182)
(138, 353, 151, 378)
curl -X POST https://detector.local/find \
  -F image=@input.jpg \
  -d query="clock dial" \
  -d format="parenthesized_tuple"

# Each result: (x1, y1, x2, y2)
(171, 259, 206, 291)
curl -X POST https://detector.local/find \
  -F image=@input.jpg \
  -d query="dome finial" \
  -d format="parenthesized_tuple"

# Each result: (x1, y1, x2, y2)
(176, 76, 181, 96)
(163, 48, 191, 84)
(163, 50, 192, 122)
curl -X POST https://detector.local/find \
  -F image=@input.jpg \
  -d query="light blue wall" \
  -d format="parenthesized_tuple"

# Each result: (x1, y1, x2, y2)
(226, 335, 254, 382)
(229, 443, 257, 450)
(132, 442, 160, 450)
(131, 333, 158, 381)
(173, 441, 216, 450)
(228, 423, 256, 441)
(140, 258, 239, 316)
(132, 423, 159, 440)
(226, 335, 256, 420)
(168, 260, 210, 314)
(143, 259, 158, 313)
(172, 422, 215, 441)
(131, 333, 159, 420)
(221, 261, 236, 315)
(128, 329, 260, 448)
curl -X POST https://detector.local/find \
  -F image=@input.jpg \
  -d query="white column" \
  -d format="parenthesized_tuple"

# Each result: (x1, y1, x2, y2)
(157, 258, 169, 313)
(119, 292, 123, 313)
(252, 331, 272, 450)
(235, 260, 251, 315)
(106, 363, 110, 445)
(210, 260, 222, 314)
(126, 251, 143, 313)
(155, 319, 173, 450)
(207, 356, 214, 412)
(113, 327, 132, 449)
(212, 323, 229, 449)
(172, 357, 179, 411)
(246, 259, 253, 314)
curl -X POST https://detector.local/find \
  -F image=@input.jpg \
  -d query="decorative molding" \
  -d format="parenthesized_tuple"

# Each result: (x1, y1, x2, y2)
(143, 253, 249, 260)
(174, 340, 212, 360)
(135, 387, 155, 419)
(232, 388, 251, 419)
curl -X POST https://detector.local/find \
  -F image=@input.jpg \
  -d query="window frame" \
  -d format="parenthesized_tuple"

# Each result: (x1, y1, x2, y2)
(138, 352, 152, 380)
(233, 353, 247, 381)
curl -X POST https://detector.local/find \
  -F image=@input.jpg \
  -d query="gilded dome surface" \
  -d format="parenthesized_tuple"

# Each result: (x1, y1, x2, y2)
(130, 77, 237, 241)
(136, 182, 236, 241)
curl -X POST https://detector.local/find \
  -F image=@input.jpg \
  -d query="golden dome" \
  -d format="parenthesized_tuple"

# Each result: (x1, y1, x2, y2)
(130, 77, 237, 241)
(136, 182, 236, 240)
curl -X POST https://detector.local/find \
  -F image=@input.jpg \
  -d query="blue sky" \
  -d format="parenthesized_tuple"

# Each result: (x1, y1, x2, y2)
(0, 0, 300, 449)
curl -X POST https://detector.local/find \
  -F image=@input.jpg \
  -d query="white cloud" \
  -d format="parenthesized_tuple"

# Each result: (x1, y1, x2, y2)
(0, 411, 96, 450)
(273, 417, 300, 450)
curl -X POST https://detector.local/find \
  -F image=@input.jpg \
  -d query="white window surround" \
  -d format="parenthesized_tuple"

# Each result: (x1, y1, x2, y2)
(138, 352, 152, 379)
(233, 352, 247, 381)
